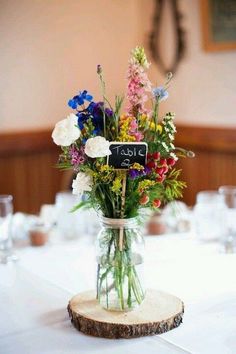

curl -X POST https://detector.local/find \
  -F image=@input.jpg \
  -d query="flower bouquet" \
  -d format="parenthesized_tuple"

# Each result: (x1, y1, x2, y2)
(52, 47, 187, 311)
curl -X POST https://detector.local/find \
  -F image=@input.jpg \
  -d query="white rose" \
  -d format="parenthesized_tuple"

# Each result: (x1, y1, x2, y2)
(85, 136, 111, 158)
(72, 172, 92, 196)
(52, 113, 80, 146)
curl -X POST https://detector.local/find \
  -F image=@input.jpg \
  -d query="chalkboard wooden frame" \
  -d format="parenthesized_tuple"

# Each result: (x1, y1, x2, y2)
(107, 142, 148, 170)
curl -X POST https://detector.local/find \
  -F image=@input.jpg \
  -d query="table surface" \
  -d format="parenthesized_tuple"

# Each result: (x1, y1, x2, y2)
(0, 231, 235, 354)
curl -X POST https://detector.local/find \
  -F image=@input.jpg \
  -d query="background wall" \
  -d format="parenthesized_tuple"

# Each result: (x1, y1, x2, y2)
(0, 0, 236, 133)
(139, 0, 236, 127)
(0, 0, 139, 132)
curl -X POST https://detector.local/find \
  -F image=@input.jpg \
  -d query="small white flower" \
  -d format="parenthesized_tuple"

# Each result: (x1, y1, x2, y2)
(162, 142, 169, 151)
(170, 152, 178, 161)
(52, 113, 80, 146)
(85, 136, 111, 158)
(170, 143, 175, 149)
(169, 122, 176, 132)
(72, 172, 92, 196)
(168, 134, 174, 140)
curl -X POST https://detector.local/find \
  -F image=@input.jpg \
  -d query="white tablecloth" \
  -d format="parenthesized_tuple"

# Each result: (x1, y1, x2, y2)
(0, 233, 235, 354)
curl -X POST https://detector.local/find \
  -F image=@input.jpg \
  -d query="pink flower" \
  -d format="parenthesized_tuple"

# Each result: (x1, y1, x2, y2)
(129, 119, 138, 133)
(126, 62, 152, 116)
(134, 131, 144, 142)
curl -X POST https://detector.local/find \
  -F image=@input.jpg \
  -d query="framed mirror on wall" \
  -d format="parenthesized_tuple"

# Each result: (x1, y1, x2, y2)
(200, 0, 236, 51)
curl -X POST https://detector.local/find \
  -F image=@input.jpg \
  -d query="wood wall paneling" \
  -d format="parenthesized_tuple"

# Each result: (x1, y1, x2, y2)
(175, 125, 236, 205)
(0, 130, 64, 213)
(0, 125, 236, 213)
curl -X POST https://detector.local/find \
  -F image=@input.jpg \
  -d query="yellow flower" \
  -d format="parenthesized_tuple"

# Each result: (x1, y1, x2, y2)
(111, 177, 123, 194)
(100, 164, 111, 172)
(138, 179, 156, 193)
(149, 122, 162, 133)
(96, 164, 115, 183)
(130, 163, 144, 171)
(139, 114, 149, 128)
(118, 114, 136, 142)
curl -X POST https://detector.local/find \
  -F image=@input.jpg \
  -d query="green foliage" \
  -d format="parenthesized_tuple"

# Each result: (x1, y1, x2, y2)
(163, 169, 186, 202)
(69, 199, 91, 213)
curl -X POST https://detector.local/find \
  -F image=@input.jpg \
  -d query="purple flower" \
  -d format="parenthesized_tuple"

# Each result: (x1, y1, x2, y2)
(105, 108, 113, 117)
(129, 169, 140, 179)
(69, 146, 85, 167)
(87, 101, 113, 132)
(144, 166, 151, 175)
(129, 168, 146, 179)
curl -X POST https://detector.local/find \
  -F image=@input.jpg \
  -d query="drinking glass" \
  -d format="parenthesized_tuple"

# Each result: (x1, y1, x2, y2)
(55, 191, 85, 239)
(219, 186, 236, 253)
(193, 190, 227, 242)
(0, 195, 18, 263)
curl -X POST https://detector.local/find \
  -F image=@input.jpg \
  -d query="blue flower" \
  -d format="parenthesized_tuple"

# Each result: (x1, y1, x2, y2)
(75, 100, 113, 135)
(87, 101, 113, 133)
(68, 98, 78, 109)
(68, 90, 93, 109)
(76, 112, 89, 130)
(152, 86, 169, 102)
(92, 129, 100, 135)
(87, 101, 96, 113)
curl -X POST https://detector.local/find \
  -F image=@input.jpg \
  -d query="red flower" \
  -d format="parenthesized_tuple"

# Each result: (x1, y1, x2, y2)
(152, 152, 160, 160)
(153, 199, 161, 208)
(167, 157, 176, 166)
(155, 167, 164, 176)
(147, 153, 153, 160)
(159, 158, 167, 166)
(140, 194, 149, 205)
(147, 160, 156, 169)
(156, 175, 165, 183)
(162, 165, 169, 174)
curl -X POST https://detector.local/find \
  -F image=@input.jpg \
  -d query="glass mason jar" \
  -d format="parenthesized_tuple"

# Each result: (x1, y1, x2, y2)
(96, 217, 145, 311)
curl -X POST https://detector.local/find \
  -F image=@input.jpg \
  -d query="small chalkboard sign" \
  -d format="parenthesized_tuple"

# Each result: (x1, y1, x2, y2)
(108, 142, 147, 169)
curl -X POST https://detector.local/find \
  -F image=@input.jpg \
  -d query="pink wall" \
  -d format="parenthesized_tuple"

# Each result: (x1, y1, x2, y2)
(1, 0, 236, 132)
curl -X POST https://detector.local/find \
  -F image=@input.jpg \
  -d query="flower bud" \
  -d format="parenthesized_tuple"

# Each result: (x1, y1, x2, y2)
(97, 64, 102, 74)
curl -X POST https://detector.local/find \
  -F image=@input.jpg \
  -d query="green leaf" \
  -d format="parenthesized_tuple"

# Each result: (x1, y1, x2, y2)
(69, 200, 91, 213)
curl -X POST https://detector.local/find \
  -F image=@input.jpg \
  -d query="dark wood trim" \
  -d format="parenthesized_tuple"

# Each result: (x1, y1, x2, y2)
(0, 129, 59, 156)
(175, 124, 236, 153)
(1, 125, 236, 211)
(1, 125, 236, 156)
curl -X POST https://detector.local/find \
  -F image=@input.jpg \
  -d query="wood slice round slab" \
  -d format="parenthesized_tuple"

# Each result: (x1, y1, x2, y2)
(67, 289, 184, 339)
